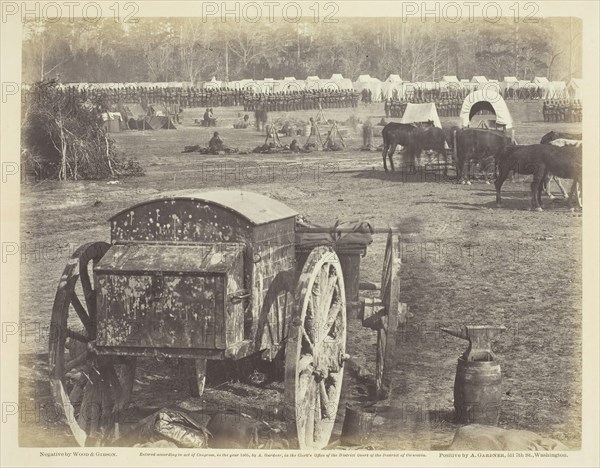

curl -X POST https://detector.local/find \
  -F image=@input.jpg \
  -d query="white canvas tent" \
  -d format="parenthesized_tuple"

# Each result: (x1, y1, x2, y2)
(330, 78, 354, 90)
(480, 81, 502, 93)
(385, 74, 402, 82)
(330, 73, 344, 80)
(501, 76, 519, 92)
(471, 76, 488, 84)
(400, 102, 442, 128)
(460, 89, 513, 129)
(547, 81, 567, 99)
(567, 78, 582, 100)
(203, 77, 223, 90)
(381, 81, 403, 99)
(353, 75, 383, 101)
(441, 75, 460, 83)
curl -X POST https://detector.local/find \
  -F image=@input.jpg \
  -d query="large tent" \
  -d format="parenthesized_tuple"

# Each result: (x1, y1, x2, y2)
(385, 74, 402, 82)
(567, 78, 582, 100)
(203, 77, 223, 90)
(501, 76, 519, 92)
(382, 75, 403, 99)
(353, 74, 383, 101)
(460, 89, 513, 129)
(546, 81, 567, 99)
(381, 82, 403, 99)
(441, 75, 460, 83)
(400, 102, 442, 128)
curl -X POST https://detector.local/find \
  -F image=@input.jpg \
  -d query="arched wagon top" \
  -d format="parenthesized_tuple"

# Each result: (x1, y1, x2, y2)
(109, 190, 298, 243)
(460, 89, 514, 129)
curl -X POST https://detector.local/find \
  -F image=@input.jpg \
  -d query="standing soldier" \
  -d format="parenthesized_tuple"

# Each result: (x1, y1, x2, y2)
(542, 101, 548, 122)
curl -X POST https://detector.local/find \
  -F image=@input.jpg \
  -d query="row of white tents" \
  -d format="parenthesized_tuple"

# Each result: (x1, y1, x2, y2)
(56, 74, 583, 101)
(352, 74, 581, 102)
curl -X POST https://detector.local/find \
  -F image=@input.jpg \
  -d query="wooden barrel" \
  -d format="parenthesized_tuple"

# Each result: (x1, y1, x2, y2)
(453, 355, 502, 425)
(341, 405, 375, 446)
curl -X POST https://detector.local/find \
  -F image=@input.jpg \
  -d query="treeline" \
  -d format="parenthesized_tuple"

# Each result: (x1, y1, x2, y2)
(22, 17, 581, 84)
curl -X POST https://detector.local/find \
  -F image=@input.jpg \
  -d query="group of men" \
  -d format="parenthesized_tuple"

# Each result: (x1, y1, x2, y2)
(542, 100, 583, 123)
(384, 97, 463, 118)
(242, 89, 361, 112)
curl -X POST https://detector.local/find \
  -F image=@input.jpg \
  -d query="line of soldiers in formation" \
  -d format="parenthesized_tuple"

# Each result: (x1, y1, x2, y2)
(542, 99, 583, 122)
(242, 90, 361, 112)
(384, 97, 463, 118)
(21, 85, 363, 110)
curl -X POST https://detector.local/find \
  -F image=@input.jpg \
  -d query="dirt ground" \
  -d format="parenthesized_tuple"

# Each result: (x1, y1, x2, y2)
(18, 101, 582, 450)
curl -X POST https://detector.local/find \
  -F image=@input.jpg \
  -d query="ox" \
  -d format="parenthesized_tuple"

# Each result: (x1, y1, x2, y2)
(448, 128, 513, 183)
(381, 122, 446, 172)
(495, 144, 582, 211)
(540, 131, 583, 199)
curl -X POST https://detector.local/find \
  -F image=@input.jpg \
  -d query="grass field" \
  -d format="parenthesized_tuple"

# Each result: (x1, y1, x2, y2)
(19, 101, 582, 449)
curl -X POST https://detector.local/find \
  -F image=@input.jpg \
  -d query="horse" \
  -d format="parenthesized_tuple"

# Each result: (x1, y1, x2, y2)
(448, 128, 514, 183)
(540, 131, 583, 199)
(381, 123, 446, 172)
(495, 144, 582, 211)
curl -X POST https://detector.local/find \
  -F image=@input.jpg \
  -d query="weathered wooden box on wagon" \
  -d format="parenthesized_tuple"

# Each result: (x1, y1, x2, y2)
(94, 191, 298, 359)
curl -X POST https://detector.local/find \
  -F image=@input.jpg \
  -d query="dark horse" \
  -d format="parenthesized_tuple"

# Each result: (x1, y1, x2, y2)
(539, 131, 583, 199)
(540, 131, 582, 145)
(381, 122, 446, 172)
(495, 144, 582, 211)
(448, 128, 513, 183)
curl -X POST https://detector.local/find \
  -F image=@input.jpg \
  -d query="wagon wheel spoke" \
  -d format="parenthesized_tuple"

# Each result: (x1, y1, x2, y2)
(65, 350, 90, 373)
(79, 257, 95, 317)
(70, 294, 93, 335)
(323, 294, 342, 337)
(304, 380, 317, 446)
(274, 294, 282, 342)
(375, 229, 401, 400)
(300, 326, 315, 352)
(68, 375, 88, 407)
(65, 328, 90, 343)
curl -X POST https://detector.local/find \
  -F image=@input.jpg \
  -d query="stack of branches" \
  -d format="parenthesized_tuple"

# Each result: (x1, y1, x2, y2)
(21, 80, 143, 180)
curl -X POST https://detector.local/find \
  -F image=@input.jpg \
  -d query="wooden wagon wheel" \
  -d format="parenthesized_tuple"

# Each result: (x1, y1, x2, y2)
(375, 229, 401, 400)
(258, 270, 295, 363)
(49, 242, 137, 446)
(285, 246, 348, 449)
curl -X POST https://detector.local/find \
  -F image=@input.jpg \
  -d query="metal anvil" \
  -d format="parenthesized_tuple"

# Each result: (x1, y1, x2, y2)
(441, 325, 506, 361)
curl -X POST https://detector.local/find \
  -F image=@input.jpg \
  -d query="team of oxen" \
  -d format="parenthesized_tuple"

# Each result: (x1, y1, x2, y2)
(381, 123, 582, 211)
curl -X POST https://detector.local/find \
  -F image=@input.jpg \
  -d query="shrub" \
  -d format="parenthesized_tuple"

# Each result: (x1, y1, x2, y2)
(21, 80, 144, 180)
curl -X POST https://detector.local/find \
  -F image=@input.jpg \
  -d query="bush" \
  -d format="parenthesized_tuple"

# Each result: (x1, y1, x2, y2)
(21, 80, 144, 180)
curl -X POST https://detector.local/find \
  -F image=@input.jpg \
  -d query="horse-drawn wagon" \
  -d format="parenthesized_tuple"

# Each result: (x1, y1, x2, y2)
(49, 191, 405, 449)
